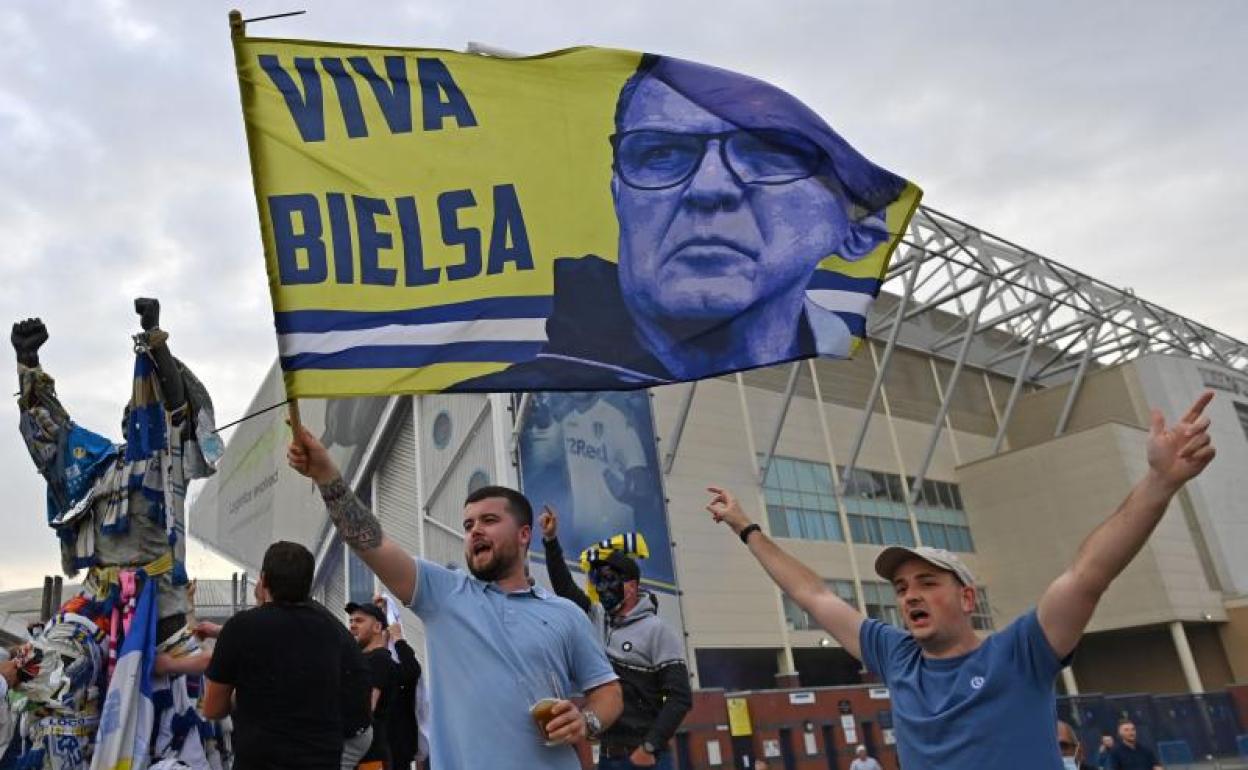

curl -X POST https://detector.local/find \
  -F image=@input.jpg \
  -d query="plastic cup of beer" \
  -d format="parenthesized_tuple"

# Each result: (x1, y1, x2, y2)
(530, 697, 561, 746)
(529, 670, 564, 746)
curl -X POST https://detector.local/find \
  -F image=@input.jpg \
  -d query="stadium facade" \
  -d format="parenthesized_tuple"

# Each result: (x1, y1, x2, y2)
(190, 204, 1248, 699)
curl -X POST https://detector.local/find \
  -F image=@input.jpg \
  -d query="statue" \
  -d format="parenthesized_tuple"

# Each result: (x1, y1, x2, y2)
(8, 300, 223, 770)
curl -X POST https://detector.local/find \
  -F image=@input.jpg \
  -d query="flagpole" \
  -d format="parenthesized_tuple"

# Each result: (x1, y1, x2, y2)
(229, 8, 303, 436)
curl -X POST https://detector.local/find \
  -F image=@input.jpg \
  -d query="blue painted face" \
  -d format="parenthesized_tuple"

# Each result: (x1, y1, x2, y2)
(590, 566, 626, 613)
(613, 77, 852, 330)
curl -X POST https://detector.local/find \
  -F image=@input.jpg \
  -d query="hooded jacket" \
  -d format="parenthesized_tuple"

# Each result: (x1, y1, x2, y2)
(543, 536, 692, 753)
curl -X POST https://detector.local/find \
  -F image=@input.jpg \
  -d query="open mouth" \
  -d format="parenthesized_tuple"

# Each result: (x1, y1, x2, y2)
(471, 540, 493, 557)
(908, 608, 931, 625)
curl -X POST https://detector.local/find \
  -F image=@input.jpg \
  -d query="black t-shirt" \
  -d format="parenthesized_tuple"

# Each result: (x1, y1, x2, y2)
(361, 647, 398, 763)
(340, 637, 372, 736)
(206, 602, 348, 769)
(1108, 742, 1159, 770)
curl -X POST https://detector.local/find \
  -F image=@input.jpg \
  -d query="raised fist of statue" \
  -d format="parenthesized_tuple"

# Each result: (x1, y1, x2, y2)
(134, 298, 160, 331)
(11, 318, 48, 367)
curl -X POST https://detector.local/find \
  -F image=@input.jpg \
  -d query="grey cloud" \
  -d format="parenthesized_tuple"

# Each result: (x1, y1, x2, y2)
(0, 0, 1244, 588)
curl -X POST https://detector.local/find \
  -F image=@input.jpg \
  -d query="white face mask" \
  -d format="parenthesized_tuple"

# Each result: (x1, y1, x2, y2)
(1062, 757, 1079, 770)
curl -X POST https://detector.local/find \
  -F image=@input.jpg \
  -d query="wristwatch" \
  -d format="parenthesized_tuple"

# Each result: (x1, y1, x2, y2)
(642, 740, 658, 755)
(583, 708, 603, 739)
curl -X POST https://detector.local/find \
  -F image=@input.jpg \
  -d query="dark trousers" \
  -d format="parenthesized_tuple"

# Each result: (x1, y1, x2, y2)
(598, 753, 674, 770)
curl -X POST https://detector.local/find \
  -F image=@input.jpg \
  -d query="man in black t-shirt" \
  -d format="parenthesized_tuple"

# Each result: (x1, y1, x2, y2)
(372, 596, 421, 770)
(204, 542, 349, 770)
(347, 601, 398, 770)
(1106, 721, 1163, 770)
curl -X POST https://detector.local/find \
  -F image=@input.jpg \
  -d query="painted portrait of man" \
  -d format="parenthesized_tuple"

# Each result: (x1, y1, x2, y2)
(462, 54, 909, 391)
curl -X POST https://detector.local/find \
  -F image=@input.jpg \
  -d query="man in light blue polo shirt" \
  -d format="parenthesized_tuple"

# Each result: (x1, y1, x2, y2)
(706, 391, 1217, 768)
(289, 427, 623, 769)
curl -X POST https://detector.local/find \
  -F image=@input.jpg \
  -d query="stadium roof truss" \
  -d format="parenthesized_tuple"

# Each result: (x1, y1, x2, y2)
(661, 204, 1248, 504)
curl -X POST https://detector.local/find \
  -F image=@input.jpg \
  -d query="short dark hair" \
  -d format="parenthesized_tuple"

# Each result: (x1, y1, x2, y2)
(464, 485, 533, 528)
(260, 541, 314, 603)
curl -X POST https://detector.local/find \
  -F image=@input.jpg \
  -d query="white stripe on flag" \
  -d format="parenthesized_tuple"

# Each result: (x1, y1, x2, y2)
(806, 289, 874, 316)
(278, 318, 549, 356)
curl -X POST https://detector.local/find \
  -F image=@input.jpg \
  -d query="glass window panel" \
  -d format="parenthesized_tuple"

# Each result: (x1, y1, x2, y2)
(782, 596, 806, 630)
(848, 515, 868, 544)
(917, 522, 935, 547)
(802, 510, 825, 541)
(764, 460, 781, 488)
(885, 473, 905, 503)
(764, 488, 783, 505)
(922, 480, 940, 507)
(787, 510, 804, 539)
(799, 492, 822, 512)
(878, 518, 898, 545)
(823, 513, 844, 542)
(897, 524, 916, 547)
(777, 460, 799, 491)
(870, 472, 888, 500)
(783, 489, 803, 508)
(865, 517, 883, 545)
(937, 481, 956, 510)
(767, 506, 789, 538)
(812, 464, 834, 494)
(950, 485, 965, 511)
(795, 462, 818, 493)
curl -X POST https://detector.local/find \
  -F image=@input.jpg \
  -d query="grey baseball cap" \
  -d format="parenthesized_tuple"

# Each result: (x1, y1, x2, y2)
(874, 545, 975, 586)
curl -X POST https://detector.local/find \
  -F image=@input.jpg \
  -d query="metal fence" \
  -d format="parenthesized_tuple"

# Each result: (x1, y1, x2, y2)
(1059, 691, 1245, 760)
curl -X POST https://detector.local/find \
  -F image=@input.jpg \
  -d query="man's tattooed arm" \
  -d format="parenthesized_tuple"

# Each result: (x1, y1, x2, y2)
(319, 476, 383, 550)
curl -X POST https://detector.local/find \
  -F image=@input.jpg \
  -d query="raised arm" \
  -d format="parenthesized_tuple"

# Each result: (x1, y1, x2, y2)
(133, 298, 187, 414)
(1038, 391, 1217, 659)
(706, 486, 866, 659)
(12, 319, 77, 504)
(288, 423, 418, 603)
(538, 505, 592, 613)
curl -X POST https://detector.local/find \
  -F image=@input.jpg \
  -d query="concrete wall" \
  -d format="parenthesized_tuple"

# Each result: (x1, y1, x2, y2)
(1071, 623, 1234, 695)
(1131, 356, 1248, 595)
(958, 421, 1224, 634)
(1221, 597, 1248, 683)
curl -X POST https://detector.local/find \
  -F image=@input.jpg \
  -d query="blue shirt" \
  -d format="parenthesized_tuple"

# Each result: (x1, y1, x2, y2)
(860, 609, 1066, 769)
(409, 559, 618, 769)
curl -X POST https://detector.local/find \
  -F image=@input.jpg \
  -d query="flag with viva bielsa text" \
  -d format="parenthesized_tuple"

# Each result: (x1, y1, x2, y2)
(232, 29, 921, 396)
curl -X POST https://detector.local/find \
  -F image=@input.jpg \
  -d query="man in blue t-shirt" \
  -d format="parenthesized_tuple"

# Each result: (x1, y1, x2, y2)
(288, 427, 623, 769)
(706, 391, 1216, 769)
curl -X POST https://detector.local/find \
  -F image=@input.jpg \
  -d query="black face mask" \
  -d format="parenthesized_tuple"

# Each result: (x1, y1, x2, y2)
(591, 568, 626, 614)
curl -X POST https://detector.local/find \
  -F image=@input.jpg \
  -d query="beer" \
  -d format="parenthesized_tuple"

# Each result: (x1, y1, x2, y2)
(530, 697, 561, 746)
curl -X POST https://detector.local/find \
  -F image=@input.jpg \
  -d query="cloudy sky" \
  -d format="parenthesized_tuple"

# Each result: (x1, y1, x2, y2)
(1, 1, 1244, 591)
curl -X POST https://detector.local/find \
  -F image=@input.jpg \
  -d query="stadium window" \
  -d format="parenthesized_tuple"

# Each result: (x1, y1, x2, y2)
(763, 457, 844, 543)
(782, 579, 858, 630)
(838, 467, 915, 547)
(862, 581, 902, 626)
(1234, 402, 1248, 442)
(972, 586, 995, 630)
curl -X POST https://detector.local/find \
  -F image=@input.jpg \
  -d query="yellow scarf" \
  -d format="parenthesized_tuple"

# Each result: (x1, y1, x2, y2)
(577, 532, 649, 603)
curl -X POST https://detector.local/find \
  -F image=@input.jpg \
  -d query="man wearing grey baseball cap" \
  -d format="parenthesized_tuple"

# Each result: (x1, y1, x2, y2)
(706, 391, 1217, 769)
